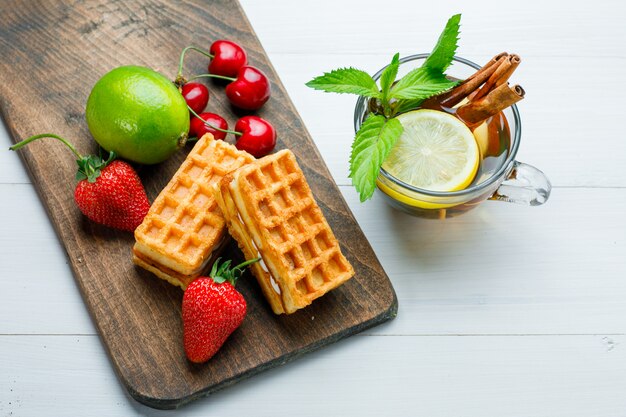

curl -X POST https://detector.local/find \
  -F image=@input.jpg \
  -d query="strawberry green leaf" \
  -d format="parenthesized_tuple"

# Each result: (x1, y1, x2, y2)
(75, 152, 116, 183)
(424, 14, 461, 72)
(75, 170, 87, 182)
(379, 53, 400, 103)
(209, 257, 260, 286)
(389, 67, 457, 100)
(306, 67, 381, 98)
(349, 115, 403, 202)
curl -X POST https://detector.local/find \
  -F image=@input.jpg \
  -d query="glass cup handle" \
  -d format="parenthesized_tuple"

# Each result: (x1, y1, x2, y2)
(489, 161, 552, 206)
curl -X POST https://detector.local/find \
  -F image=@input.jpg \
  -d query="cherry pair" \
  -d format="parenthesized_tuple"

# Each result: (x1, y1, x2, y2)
(189, 112, 275, 158)
(207, 41, 271, 110)
(178, 40, 275, 157)
(181, 65, 270, 112)
(178, 41, 271, 111)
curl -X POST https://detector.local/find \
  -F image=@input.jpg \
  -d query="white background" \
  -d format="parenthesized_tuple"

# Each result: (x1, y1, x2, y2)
(2, 0, 626, 415)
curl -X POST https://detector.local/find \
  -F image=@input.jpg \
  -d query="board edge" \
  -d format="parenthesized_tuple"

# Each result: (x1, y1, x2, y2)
(127, 292, 398, 409)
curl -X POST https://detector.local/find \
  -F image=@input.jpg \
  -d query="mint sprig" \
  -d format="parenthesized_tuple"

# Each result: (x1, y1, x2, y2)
(393, 13, 461, 115)
(423, 13, 461, 72)
(306, 14, 462, 201)
(389, 67, 456, 100)
(305, 67, 380, 98)
(349, 115, 403, 202)
(378, 53, 400, 115)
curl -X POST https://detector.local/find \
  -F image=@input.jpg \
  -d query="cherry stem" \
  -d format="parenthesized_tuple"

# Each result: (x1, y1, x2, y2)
(189, 73, 236, 82)
(187, 106, 242, 137)
(9, 133, 83, 159)
(177, 45, 215, 81)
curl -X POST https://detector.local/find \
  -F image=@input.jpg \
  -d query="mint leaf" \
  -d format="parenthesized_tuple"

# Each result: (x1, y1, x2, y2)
(393, 98, 427, 115)
(379, 53, 400, 103)
(349, 114, 403, 202)
(389, 67, 457, 100)
(387, 14, 461, 114)
(424, 14, 461, 72)
(306, 68, 380, 97)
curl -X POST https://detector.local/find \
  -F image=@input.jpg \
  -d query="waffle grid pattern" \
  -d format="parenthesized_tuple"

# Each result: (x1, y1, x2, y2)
(238, 151, 353, 302)
(135, 136, 254, 272)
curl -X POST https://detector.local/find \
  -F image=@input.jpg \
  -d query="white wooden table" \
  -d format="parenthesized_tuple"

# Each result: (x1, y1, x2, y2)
(2, 0, 626, 415)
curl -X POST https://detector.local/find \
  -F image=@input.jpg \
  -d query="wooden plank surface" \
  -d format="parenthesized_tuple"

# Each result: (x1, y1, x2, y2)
(0, 0, 396, 409)
(2, 0, 626, 415)
(3, 55, 626, 188)
(2, 185, 626, 336)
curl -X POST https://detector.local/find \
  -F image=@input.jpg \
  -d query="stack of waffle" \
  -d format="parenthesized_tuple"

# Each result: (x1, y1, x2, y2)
(133, 136, 354, 314)
(133, 135, 254, 289)
(213, 150, 354, 314)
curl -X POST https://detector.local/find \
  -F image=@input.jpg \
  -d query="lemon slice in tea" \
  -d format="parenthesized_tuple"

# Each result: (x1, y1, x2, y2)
(382, 109, 479, 192)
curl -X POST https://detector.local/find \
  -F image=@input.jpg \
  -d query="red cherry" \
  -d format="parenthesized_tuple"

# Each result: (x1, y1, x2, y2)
(225, 66, 271, 110)
(234, 116, 276, 157)
(190, 113, 229, 140)
(181, 83, 209, 115)
(209, 40, 248, 78)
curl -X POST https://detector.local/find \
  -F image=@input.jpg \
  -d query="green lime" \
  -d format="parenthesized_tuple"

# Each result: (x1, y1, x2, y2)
(86, 65, 189, 165)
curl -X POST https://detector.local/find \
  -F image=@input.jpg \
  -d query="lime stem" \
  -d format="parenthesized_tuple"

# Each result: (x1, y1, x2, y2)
(187, 106, 242, 136)
(189, 73, 236, 82)
(177, 46, 214, 80)
(9, 133, 83, 159)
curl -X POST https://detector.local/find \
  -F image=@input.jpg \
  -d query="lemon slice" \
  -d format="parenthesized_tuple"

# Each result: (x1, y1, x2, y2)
(381, 109, 479, 192)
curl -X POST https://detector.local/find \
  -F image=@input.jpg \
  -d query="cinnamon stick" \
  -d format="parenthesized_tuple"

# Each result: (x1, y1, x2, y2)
(422, 52, 509, 109)
(464, 52, 509, 83)
(470, 54, 521, 101)
(494, 54, 520, 88)
(456, 84, 525, 125)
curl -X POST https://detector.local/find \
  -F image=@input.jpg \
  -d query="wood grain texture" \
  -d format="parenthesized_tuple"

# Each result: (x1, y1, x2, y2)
(3, 0, 626, 415)
(0, 0, 396, 409)
(3, 185, 626, 337)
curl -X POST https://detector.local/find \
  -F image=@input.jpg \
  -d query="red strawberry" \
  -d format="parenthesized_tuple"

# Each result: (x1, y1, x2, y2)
(9, 133, 149, 231)
(182, 257, 259, 363)
(74, 159, 150, 231)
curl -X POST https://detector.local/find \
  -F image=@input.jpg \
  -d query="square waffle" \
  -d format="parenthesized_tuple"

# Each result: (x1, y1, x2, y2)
(213, 149, 355, 314)
(133, 134, 255, 289)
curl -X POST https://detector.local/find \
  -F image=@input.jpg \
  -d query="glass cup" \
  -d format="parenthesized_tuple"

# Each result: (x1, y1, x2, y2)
(354, 54, 551, 219)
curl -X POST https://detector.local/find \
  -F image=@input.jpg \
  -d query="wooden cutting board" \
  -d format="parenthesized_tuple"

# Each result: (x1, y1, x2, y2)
(0, 0, 397, 409)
